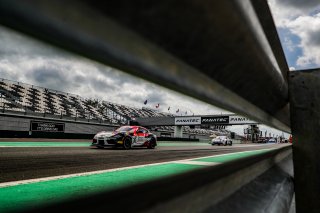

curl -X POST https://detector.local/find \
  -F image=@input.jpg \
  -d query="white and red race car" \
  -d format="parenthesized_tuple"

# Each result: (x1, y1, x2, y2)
(91, 126, 157, 149)
(211, 136, 232, 146)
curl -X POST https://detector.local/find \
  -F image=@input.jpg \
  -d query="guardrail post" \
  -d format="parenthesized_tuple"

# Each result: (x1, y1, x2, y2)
(289, 69, 320, 212)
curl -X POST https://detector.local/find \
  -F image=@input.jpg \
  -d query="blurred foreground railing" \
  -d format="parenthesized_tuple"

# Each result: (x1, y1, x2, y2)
(0, 0, 290, 132)
(0, 0, 308, 212)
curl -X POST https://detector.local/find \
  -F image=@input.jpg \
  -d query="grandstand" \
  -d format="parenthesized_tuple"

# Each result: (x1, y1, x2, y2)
(0, 78, 229, 137)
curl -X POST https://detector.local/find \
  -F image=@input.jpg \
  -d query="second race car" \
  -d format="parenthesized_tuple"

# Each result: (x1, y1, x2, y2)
(211, 136, 232, 146)
(91, 125, 157, 149)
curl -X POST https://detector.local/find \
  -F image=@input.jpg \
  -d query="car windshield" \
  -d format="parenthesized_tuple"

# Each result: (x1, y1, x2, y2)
(217, 136, 226, 139)
(116, 126, 134, 132)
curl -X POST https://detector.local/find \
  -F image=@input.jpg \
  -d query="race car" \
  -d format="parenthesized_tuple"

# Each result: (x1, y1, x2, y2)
(91, 126, 157, 149)
(211, 136, 232, 146)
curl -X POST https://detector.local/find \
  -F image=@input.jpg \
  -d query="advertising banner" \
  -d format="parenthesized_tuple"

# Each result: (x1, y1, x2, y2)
(201, 116, 229, 124)
(229, 116, 256, 124)
(174, 117, 201, 125)
(30, 121, 65, 132)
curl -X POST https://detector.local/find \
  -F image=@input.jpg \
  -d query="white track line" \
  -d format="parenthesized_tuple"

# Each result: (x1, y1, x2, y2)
(174, 161, 220, 166)
(0, 147, 276, 188)
(0, 161, 171, 188)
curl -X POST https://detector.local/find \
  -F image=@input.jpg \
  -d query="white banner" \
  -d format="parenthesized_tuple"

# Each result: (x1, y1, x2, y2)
(175, 117, 201, 125)
(229, 116, 257, 124)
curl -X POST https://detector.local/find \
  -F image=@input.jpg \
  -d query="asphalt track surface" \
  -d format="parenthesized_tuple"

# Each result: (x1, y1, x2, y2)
(0, 141, 291, 213)
(0, 142, 287, 183)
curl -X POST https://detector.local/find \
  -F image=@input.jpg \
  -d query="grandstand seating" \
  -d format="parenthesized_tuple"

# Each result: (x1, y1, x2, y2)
(0, 78, 229, 136)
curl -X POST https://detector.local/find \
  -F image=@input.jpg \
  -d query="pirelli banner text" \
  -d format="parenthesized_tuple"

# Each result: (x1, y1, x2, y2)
(174, 115, 256, 125)
(30, 121, 65, 132)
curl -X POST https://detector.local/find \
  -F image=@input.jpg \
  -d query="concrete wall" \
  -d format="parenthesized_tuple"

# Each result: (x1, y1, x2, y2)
(0, 115, 30, 131)
(0, 113, 211, 140)
(0, 113, 116, 136)
(64, 123, 114, 134)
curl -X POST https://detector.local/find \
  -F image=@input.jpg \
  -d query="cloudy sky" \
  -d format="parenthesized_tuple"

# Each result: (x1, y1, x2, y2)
(0, 25, 223, 116)
(0, 1, 319, 137)
(268, 0, 320, 70)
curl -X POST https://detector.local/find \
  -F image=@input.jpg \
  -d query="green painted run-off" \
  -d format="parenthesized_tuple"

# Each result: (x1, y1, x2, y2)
(0, 163, 202, 212)
(0, 142, 90, 147)
(194, 149, 271, 163)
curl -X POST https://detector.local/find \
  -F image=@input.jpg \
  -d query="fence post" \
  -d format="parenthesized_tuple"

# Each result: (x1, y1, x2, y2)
(289, 69, 320, 212)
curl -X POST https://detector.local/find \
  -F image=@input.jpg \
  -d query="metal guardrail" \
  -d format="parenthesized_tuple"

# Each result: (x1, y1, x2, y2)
(0, 0, 299, 212)
(0, 0, 290, 132)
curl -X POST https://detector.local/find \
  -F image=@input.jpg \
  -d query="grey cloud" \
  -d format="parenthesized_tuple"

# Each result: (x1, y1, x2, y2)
(306, 29, 320, 46)
(145, 92, 166, 105)
(31, 67, 70, 91)
(74, 75, 86, 85)
(276, 0, 320, 10)
(0, 24, 225, 118)
(110, 85, 168, 108)
(95, 60, 163, 90)
(0, 25, 73, 59)
(96, 65, 146, 86)
(0, 69, 19, 81)
(89, 77, 119, 93)
(93, 63, 168, 104)
(120, 90, 148, 104)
